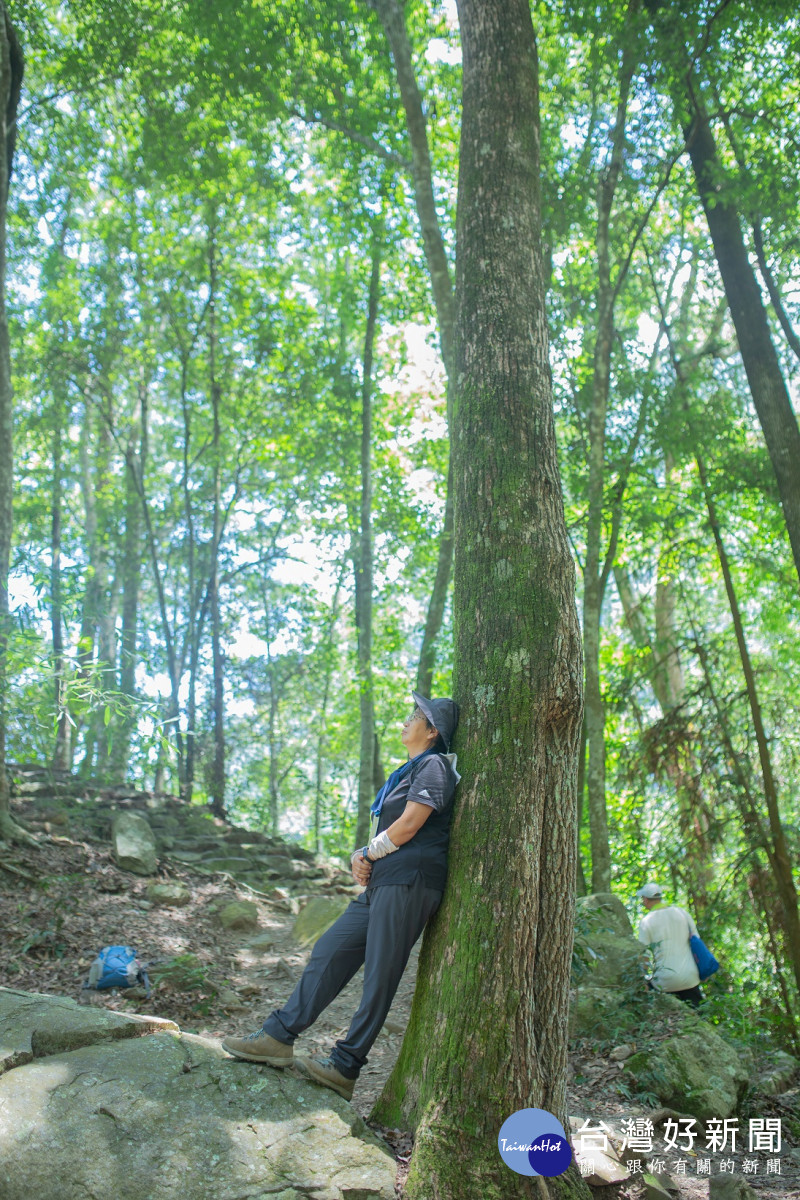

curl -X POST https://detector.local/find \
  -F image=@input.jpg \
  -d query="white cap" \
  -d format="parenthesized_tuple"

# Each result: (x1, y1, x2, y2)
(636, 882, 663, 899)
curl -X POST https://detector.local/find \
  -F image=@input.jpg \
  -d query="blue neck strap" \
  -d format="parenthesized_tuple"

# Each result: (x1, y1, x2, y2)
(370, 748, 437, 818)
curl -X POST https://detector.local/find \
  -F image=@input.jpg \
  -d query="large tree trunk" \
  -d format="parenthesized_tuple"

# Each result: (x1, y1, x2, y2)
(354, 239, 381, 848)
(366, 0, 456, 693)
(0, 4, 21, 837)
(372, 2, 586, 1196)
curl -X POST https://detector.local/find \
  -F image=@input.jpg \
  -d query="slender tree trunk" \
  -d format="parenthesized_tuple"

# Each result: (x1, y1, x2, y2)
(752, 221, 800, 366)
(76, 407, 112, 776)
(374, 4, 586, 1196)
(748, 862, 799, 1048)
(75, 410, 117, 777)
(264, 603, 280, 838)
(575, 718, 588, 896)
(669, 66, 800, 587)
(0, 6, 21, 835)
(615, 558, 715, 920)
(208, 222, 226, 818)
(50, 416, 71, 769)
(180, 353, 197, 802)
(696, 453, 800, 996)
(354, 240, 381, 848)
(93, 570, 118, 773)
(416, 462, 453, 696)
(314, 568, 346, 855)
(366, 0, 456, 693)
(123, 389, 186, 792)
(153, 737, 167, 794)
(691, 624, 799, 1028)
(109, 386, 145, 783)
(582, 48, 634, 893)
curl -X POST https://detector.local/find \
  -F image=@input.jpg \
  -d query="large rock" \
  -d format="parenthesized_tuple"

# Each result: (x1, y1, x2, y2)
(709, 1177, 759, 1200)
(570, 984, 684, 1040)
(146, 882, 192, 908)
(576, 893, 634, 938)
(112, 811, 158, 875)
(578, 931, 645, 988)
(0, 986, 178, 1074)
(200, 856, 254, 874)
(0, 987, 394, 1200)
(755, 1049, 798, 1096)
(293, 896, 351, 948)
(569, 986, 633, 1039)
(625, 1020, 750, 1120)
(573, 893, 643, 988)
(218, 900, 260, 931)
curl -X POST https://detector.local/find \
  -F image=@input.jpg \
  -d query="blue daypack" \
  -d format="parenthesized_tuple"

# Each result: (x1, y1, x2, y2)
(690, 933, 720, 981)
(84, 945, 151, 999)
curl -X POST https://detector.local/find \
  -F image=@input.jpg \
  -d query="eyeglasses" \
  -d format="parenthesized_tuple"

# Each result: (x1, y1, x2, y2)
(403, 707, 426, 727)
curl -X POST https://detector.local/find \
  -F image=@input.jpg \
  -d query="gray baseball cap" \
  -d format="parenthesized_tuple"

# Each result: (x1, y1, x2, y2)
(412, 690, 459, 752)
(636, 882, 663, 899)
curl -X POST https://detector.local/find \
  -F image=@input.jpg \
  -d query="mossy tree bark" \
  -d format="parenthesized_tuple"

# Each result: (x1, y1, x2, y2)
(371, 2, 586, 1197)
(0, 5, 22, 839)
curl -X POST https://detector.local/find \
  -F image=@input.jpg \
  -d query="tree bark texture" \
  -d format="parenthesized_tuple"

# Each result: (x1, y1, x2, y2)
(0, 6, 21, 828)
(354, 240, 381, 848)
(366, 0, 456, 694)
(373, 3, 586, 1196)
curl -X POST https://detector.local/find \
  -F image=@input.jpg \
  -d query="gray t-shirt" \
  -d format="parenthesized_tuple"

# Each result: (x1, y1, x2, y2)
(367, 753, 460, 892)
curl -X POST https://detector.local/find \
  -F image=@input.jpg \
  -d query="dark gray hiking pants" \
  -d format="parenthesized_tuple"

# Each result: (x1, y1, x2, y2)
(262, 882, 442, 1079)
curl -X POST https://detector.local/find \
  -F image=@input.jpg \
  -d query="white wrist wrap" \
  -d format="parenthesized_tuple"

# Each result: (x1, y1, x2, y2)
(367, 830, 399, 860)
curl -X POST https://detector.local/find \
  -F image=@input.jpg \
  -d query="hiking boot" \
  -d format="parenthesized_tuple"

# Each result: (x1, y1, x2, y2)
(221, 1029, 293, 1067)
(295, 1055, 355, 1100)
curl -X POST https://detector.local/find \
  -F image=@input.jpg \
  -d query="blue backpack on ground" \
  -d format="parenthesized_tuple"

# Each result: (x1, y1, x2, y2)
(84, 945, 151, 999)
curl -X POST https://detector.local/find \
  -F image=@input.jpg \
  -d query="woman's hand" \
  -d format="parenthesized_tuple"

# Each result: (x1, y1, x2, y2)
(351, 853, 372, 887)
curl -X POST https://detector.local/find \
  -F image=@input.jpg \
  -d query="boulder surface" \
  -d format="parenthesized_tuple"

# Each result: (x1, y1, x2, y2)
(112, 811, 158, 875)
(0, 986, 394, 1200)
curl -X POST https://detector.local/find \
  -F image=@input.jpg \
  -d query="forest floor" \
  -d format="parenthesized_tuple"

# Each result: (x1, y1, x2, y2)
(1, 824, 798, 1200)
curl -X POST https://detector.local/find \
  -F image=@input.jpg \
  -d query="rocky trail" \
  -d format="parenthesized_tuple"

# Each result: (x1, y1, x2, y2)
(1, 774, 798, 1199)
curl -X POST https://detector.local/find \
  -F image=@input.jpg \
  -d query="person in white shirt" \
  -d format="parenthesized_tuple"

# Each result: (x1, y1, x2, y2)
(636, 882, 703, 1007)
